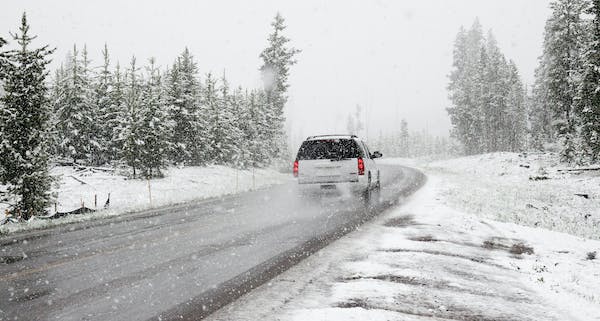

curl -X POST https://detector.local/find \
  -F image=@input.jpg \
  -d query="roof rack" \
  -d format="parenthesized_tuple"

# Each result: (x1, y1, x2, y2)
(306, 134, 358, 140)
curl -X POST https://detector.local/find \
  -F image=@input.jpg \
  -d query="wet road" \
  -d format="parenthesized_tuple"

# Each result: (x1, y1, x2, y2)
(0, 164, 425, 321)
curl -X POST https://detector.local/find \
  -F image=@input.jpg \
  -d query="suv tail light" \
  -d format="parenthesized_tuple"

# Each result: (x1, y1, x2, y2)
(357, 157, 365, 175)
(293, 159, 299, 177)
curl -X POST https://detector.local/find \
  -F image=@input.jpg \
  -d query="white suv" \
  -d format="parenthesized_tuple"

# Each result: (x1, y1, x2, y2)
(293, 135, 382, 196)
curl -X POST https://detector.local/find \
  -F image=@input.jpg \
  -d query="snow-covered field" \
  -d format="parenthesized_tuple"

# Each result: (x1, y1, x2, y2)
(0, 165, 290, 235)
(424, 152, 600, 240)
(207, 155, 600, 321)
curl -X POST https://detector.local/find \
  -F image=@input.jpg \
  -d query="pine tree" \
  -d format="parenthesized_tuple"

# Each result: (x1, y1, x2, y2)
(577, 0, 600, 161)
(447, 26, 468, 153)
(505, 61, 527, 152)
(0, 13, 54, 219)
(215, 74, 241, 164)
(482, 32, 510, 152)
(94, 44, 114, 164)
(245, 89, 269, 167)
(544, 0, 588, 162)
(107, 63, 126, 161)
(120, 56, 143, 177)
(165, 60, 185, 162)
(447, 22, 485, 154)
(465, 20, 486, 153)
(48, 66, 66, 157)
(137, 58, 169, 177)
(203, 73, 222, 163)
(81, 45, 102, 165)
(228, 86, 247, 167)
(259, 13, 300, 161)
(56, 44, 95, 163)
(166, 48, 205, 165)
(529, 48, 554, 150)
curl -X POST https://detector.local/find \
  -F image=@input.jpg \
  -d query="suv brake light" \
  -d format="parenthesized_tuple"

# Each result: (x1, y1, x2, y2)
(293, 159, 299, 177)
(357, 157, 365, 175)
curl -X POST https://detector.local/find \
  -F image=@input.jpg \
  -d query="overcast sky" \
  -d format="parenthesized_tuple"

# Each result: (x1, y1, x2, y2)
(1, 0, 552, 146)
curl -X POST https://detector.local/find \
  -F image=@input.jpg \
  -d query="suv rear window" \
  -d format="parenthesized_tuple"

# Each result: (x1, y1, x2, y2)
(297, 139, 362, 160)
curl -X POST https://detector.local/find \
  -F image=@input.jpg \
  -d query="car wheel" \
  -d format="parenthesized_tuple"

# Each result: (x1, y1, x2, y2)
(362, 173, 372, 202)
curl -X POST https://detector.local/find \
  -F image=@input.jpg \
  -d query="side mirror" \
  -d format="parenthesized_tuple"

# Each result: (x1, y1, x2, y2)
(371, 151, 383, 159)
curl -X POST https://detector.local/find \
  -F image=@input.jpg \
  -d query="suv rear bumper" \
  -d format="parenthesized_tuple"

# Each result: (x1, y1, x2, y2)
(297, 176, 359, 184)
(296, 181, 368, 195)
(296, 174, 368, 190)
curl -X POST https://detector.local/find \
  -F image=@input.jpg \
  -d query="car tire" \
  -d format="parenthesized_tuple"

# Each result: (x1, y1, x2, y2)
(362, 172, 372, 202)
(363, 171, 381, 207)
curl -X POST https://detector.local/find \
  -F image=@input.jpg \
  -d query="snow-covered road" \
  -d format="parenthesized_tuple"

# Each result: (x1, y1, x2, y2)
(207, 171, 600, 321)
(0, 164, 424, 321)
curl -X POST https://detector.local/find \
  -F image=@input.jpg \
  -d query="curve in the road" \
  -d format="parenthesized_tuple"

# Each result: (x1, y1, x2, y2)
(157, 165, 426, 320)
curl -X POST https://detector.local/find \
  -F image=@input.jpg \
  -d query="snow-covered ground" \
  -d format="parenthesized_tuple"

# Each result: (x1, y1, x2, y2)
(207, 155, 600, 321)
(0, 165, 290, 235)
(424, 152, 600, 240)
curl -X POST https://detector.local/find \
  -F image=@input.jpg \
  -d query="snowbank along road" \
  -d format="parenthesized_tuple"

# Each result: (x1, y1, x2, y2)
(0, 164, 425, 321)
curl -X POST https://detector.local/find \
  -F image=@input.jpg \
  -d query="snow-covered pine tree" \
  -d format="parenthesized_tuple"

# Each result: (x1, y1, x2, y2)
(47, 66, 66, 157)
(447, 22, 485, 154)
(242, 90, 257, 167)
(94, 43, 114, 165)
(166, 48, 205, 165)
(245, 89, 269, 167)
(447, 26, 469, 153)
(465, 20, 486, 154)
(259, 13, 300, 162)
(577, 0, 600, 162)
(213, 73, 241, 165)
(543, 0, 588, 162)
(529, 45, 554, 150)
(257, 89, 275, 164)
(107, 62, 126, 162)
(120, 56, 143, 177)
(56, 44, 96, 164)
(228, 85, 248, 167)
(165, 59, 185, 163)
(482, 31, 510, 152)
(505, 61, 527, 152)
(476, 43, 491, 152)
(203, 72, 225, 163)
(81, 45, 103, 165)
(0, 13, 54, 219)
(181, 49, 207, 165)
(137, 58, 169, 178)
(55, 48, 78, 161)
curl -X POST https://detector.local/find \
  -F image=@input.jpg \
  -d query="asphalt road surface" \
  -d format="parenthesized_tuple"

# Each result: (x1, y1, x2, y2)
(0, 164, 425, 321)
